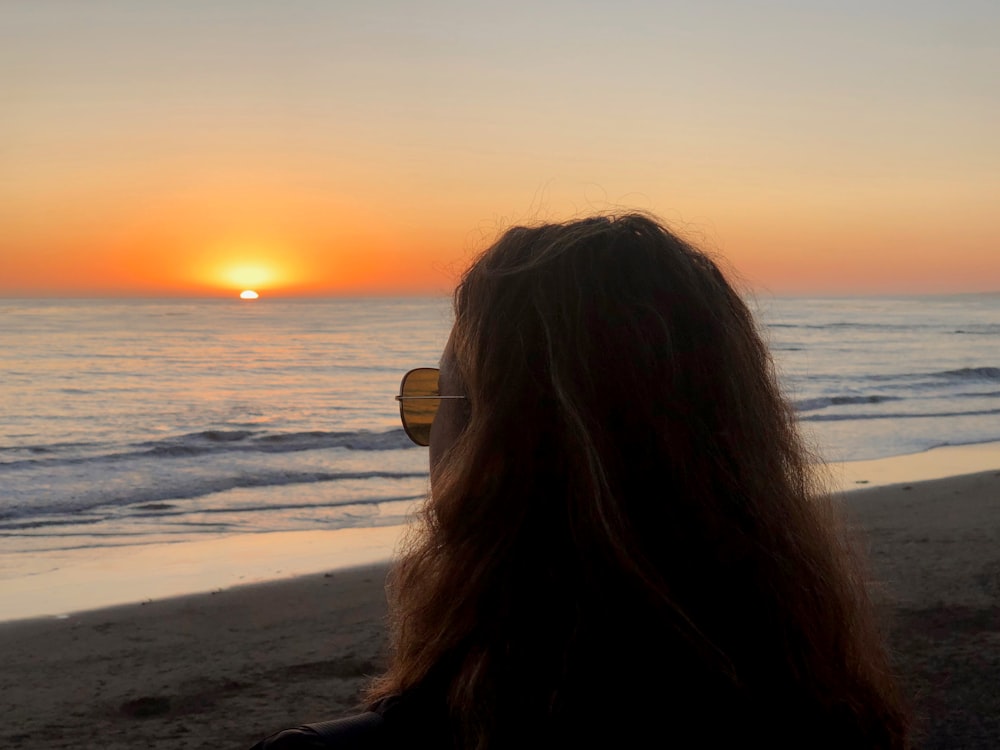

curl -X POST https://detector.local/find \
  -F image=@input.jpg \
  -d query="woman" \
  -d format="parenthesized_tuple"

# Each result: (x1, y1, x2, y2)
(255, 213, 909, 748)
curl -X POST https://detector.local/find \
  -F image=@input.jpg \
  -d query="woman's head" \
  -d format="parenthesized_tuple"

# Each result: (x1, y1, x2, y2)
(375, 213, 907, 748)
(431, 215, 803, 590)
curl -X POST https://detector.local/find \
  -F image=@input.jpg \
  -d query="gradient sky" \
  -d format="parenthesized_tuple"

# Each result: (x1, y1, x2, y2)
(3, 0, 997, 296)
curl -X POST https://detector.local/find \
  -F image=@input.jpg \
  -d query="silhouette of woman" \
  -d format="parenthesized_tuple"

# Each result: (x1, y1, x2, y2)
(253, 213, 909, 749)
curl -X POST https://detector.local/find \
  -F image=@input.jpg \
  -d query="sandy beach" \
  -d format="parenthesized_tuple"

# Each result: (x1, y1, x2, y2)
(846, 469, 1000, 747)
(2, 468, 999, 749)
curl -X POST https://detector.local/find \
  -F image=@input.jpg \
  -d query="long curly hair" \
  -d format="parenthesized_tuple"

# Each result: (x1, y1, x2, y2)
(368, 214, 909, 748)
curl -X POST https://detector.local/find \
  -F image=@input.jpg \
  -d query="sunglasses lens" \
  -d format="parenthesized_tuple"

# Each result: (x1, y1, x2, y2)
(399, 368, 440, 446)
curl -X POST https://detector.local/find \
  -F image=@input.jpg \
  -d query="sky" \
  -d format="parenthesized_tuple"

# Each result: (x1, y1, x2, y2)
(2, 0, 998, 297)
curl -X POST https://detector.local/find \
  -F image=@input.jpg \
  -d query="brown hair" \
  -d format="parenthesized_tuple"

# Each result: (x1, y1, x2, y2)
(369, 214, 908, 748)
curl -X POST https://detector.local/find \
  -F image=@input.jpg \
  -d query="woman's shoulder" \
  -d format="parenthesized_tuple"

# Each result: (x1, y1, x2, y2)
(248, 710, 384, 750)
(249, 693, 450, 749)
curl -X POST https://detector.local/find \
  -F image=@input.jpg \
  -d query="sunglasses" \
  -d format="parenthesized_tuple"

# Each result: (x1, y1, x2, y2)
(395, 367, 467, 446)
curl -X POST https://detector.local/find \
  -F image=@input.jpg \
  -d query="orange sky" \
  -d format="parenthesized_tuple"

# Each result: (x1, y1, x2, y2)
(3, 2, 997, 297)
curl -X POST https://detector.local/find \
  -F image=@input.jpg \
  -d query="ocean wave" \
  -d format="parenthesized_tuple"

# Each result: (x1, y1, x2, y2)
(137, 429, 411, 456)
(799, 406, 1000, 423)
(957, 390, 1000, 399)
(0, 516, 105, 531)
(858, 366, 1000, 388)
(125, 493, 425, 519)
(0, 468, 427, 523)
(0, 491, 426, 532)
(793, 387, 1000, 414)
(925, 436, 1000, 450)
(794, 395, 901, 412)
(767, 322, 928, 331)
(933, 367, 1000, 380)
(952, 326, 1000, 335)
(0, 439, 99, 455)
(0, 428, 413, 469)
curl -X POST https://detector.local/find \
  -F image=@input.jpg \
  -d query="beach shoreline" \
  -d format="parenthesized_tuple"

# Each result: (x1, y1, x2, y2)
(2, 455, 999, 747)
(0, 525, 405, 624)
(3, 440, 998, 625)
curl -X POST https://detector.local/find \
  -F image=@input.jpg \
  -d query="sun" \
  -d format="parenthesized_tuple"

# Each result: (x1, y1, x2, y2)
(192, 240, 305, 296)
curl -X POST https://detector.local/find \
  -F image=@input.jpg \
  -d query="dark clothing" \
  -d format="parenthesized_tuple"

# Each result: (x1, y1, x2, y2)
(250, 692, 451, 750)
(249, 711, 383, 750)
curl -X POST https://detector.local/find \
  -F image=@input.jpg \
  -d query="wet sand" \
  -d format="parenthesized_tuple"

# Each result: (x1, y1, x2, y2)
(2, 469, 999, 749)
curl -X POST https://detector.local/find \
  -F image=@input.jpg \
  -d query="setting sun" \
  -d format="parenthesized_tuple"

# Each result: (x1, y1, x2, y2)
(3, 1, 998, 300)
(186, 240, 310, 296)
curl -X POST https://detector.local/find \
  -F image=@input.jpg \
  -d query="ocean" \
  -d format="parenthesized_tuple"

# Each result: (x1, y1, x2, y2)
(2, 295, 999, 564)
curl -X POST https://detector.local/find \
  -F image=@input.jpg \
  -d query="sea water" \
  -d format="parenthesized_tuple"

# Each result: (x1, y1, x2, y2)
(1, 295, 999, 561)
(756, 295, 1000, 463)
